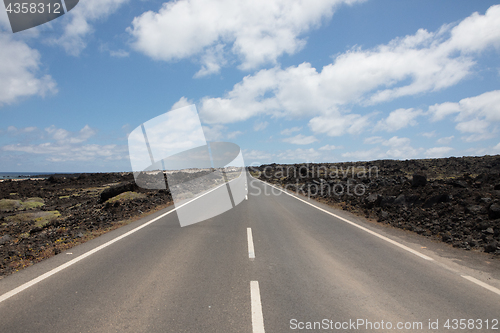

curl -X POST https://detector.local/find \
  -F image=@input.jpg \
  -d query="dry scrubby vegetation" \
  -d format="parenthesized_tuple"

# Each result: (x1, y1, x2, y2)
(0, 197, 45, 212)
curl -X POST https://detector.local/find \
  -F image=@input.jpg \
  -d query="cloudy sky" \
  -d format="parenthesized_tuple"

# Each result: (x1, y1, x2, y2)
(0, 0, 499, 172)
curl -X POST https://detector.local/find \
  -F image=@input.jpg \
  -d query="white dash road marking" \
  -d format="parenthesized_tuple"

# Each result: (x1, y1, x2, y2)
(0, 179, 235, 305)
(247, 228, 255, 259)
(462, 275, 500, 296)
(250, 281, 265, 333)
(258, 180, 434, 261)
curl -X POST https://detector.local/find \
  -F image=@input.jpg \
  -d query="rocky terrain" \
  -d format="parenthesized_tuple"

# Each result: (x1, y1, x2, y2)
(252, 155, 500, 256)
(0, 173, 172, 278)
(0, 168, 243, 279)
(2, 156, 499, 279)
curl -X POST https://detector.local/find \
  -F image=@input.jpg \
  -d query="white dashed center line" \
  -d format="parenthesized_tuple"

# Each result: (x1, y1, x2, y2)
(250, 281, 265, 333)
(247, 228, 255, 259)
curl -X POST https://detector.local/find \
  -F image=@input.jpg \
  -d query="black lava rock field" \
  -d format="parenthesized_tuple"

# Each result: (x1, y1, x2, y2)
(252, 155, 500, 256)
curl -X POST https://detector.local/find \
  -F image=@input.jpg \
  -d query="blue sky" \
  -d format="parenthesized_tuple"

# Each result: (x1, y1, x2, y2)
(0, 0, 499, 172)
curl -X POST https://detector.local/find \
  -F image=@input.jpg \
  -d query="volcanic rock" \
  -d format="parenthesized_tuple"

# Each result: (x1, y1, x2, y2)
(0, 235, 11, 245)
(100, 182, 139, 203)
(423, 194, 450, 208)
(489, 204, 500, 220)
(484, 241, 498, 253)
(412, 174, 427, 187)
(255, 155, 500, 256)
(364, 193, 381, 208)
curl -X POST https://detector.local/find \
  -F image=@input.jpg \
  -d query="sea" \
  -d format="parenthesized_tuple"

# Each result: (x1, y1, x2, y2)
(0, 172, 57, 180)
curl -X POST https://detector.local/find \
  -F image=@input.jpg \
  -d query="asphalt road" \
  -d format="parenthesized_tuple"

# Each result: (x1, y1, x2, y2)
(0, 175, 499, 332)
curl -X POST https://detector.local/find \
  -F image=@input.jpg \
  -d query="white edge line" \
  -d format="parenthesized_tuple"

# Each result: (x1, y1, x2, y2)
(256, 179, 434, 261)
(250, 281, 265, 333)
(0, 179, 236, 304)
(247, 228, 255, 259)
(462, 275, 500, 296)
(257, 178, 500, 297)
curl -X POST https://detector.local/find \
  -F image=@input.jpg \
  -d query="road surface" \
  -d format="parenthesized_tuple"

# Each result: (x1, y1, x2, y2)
(0, 175, 499, 332)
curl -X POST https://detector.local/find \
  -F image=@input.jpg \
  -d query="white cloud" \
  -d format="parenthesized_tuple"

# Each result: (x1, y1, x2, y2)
(319, 144, 339, 151)
(461, 133, 495, 143)
(0, 35, 57, 106)
(202, 123, 242, 141)
(280, 127, 302, 135)
(78, 125, 97, 141)
(244, 146, 342, 164)
(245, 147, 339, 164)
(45, 125, 97, 144)
(128, 0, 362, 74)
(1, 125, 124, 162)
(366, 5, 500, 103)
(243, 149, 273, 162)
(171, 97, 194, 111)
(384, 147, 421, 159)
(109, 49, 130, 58)
(436, 135, 454, 145)
(382, 136, 411, 147)
(253, 121, 269, 131)
(309, 113, 371, 137)
(3, 126, 39, 136)
(3, 143, 126, 162)
(493, 142, 500, 152)
(99, 43, 130, 57)
(194, 44, 227, 78)
(425, 146, 453, 158)
(374, 108, 422, 132)
(363, 136, 384, 144)
(342, 148, 383, 161)
(446, 5, 500, 53)
(381, 136, 422, 159)
(276, 148, 322, 162)
(344, 136, 422, 161)
(464, 147, 490, 156)
(464, 144, 500, 156)
(227, 130, 243, 139)
(199, 5, 500, 124)
(455, 118, 489, 133)
(455, 90, 500, 123)
(428, 90, 500, 141)
(45, 126, 69, 141)
(429, 90, 500, 123)
(428, 102, 461, 122)
(283, 134, 318, 145)
(199, 62, 360, 124)
(51, 0, 129, 55)
(202, 124, 225, 141)
(421, 131, 436, 138)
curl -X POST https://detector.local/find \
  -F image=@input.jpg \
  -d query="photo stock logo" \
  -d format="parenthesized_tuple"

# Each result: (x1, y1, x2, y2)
(3, 0, 79, 33)
(128, 105, 247, 227)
